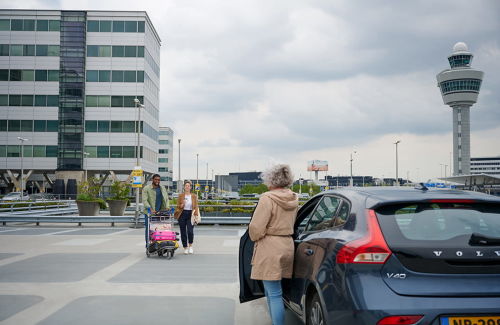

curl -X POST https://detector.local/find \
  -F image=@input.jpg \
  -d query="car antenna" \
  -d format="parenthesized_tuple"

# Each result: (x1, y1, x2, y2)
(414, 183, 428, 191)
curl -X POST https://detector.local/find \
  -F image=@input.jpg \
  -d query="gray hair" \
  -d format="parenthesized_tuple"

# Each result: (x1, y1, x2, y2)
(261, 164, 294, 188)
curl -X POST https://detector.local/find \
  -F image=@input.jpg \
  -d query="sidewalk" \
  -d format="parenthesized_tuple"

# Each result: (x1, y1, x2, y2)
(0, 225, 301, 325)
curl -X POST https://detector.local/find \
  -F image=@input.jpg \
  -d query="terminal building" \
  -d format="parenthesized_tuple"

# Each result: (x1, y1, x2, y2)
(0, 10, 161, 195)
(470, 157, 500, 175)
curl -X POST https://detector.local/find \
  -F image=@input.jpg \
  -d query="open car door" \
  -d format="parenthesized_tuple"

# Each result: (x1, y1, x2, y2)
(239, 206, 265, 303)
(239, 229, 264, 302)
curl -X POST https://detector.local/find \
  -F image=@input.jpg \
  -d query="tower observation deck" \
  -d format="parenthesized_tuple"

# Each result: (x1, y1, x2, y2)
(437, 42, 484, 175)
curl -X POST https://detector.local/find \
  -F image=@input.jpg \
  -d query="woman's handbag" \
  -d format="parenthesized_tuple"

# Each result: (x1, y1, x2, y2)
(191, 210, 201, 225)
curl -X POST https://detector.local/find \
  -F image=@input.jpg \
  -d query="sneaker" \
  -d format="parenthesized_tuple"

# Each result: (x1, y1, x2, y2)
(188, 247, 194, 254)
(184, 248, 189, 255)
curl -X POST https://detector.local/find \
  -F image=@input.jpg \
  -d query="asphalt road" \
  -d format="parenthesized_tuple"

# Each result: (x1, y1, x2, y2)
(0, 224, 302, 325)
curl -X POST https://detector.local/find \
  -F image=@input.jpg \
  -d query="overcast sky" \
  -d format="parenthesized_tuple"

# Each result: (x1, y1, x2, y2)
(8, 0, 500, 182)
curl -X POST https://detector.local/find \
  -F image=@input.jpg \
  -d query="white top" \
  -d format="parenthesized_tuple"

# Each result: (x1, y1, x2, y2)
(184, 194, 193, 210)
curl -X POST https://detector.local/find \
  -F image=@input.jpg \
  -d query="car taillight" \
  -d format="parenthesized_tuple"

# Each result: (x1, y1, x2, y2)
(336, 209, 391, 264)
(377, 315, 423, 325)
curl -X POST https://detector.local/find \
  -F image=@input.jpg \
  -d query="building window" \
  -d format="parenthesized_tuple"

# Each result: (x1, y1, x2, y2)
(158, 158, 168, 163)
(85, 120, 98, 132)
(87, 45, 143, 58)
(159, 167, 168, 172)
(86, 20, 144, 33)
(159, 140, 169, 145)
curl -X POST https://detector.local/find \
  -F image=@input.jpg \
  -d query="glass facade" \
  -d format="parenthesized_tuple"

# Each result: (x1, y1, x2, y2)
(448, 54, 472, 68)
(84, 145, 142, 158)
(0, 120, 58, 132)
(439, 78, 482, 95)
(0, 94, 59, 106)
(87, 45, 144, 57)
(0, 19, 60, 31)
(57, 11, 86, 170)
(84, 120, 157, 140)
(0, 145, 58, 157)
(86, 70, 144, 82)
(0, 44, 60, 56)
(85, 95, 144, 107)
(86, 20, 145, 33)
(0, 69, 59, 81)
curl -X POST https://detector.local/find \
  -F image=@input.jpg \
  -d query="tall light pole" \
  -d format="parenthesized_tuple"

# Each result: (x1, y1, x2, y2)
(196, 153, 199, 189)
(178, 139, 181, 193)
(17, 137, 29, 198)
(350, 151, 356, 186)
(133, 98, 144, 224)
(394, 140, 401, 186)
(83, 152, 90, 181)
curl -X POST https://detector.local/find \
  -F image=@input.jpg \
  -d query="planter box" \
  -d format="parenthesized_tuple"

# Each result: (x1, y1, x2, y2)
(76, 201, 100, 216)
(107, 200, 127, 216)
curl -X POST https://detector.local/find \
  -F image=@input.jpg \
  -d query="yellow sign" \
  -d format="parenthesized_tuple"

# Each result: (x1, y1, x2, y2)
(132, 169, 143, 177)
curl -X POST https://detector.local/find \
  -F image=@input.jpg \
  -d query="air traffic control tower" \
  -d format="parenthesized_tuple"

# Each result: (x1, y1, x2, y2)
(437, 42, 484, 175)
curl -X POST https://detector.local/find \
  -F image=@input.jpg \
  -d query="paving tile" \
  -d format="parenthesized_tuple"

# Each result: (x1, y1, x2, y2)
(37, 296, 234, 325)
(110, 254, 237, 283)
(0, 295, 44, 321)
(0, 253, 128, 282)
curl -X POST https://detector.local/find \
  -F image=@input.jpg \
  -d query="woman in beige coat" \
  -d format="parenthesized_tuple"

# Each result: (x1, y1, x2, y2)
(249, 164, 298, 325)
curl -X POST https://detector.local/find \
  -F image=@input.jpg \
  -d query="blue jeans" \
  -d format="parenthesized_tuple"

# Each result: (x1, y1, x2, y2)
(178, 210, 194, 248)
(263, 280, 284, 325)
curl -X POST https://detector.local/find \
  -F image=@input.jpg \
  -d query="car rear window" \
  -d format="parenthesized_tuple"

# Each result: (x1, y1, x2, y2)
(376, 202, 500, 242)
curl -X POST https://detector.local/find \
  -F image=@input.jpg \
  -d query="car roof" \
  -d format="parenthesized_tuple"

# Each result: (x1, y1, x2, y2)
(319, 186, 500, 209)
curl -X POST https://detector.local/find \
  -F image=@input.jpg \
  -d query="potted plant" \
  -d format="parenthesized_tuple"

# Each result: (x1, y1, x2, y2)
(107, 181, 130, 216)
(76, 177, 104, 216)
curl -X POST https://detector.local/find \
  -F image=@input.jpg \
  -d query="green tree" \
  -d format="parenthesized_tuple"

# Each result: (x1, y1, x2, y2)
(239, 184, 268, 194)
(291, 184, 321, 196)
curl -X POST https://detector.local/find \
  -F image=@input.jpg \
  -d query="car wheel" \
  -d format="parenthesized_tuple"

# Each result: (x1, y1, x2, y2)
(307, 293, 325, 325)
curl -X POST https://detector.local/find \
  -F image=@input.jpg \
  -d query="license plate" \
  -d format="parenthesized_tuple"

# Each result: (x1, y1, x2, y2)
(441, 316, 500, 325)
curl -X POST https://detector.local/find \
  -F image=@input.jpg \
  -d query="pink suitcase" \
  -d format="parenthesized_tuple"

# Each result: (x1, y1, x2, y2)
(151, 230, 177, 241)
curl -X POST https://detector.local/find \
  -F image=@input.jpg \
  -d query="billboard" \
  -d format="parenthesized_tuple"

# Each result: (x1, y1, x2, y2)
(307, 160, 328, 172)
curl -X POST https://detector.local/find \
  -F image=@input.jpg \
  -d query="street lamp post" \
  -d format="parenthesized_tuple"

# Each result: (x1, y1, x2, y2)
(196, 153, 199, 191)
(178, 139, 181, 193)
(133, 98, 144, 226)
(83, 152, 90, 181)
(17, 137, 29, 198)
(394, 140, 401, 186)
(350, 151, 356, 186)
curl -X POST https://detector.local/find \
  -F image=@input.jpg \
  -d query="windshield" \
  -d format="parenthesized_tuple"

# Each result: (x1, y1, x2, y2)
(377, 202, 500, 241)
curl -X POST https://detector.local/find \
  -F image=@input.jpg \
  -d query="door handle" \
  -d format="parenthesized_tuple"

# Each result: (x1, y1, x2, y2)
(304, 249, 314, 256)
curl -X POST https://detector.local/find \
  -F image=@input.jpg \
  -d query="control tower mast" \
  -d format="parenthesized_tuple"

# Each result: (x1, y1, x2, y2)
(437, 42, 484, 175)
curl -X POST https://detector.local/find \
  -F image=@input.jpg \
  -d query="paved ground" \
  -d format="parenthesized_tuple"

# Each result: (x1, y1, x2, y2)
(0, 224, 302, 325)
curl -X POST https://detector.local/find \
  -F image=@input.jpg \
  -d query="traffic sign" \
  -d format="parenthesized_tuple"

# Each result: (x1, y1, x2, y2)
(131, 167, 143, 188)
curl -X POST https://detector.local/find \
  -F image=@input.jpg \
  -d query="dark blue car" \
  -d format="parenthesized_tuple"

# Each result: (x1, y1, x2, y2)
(239, 186, 500, 325)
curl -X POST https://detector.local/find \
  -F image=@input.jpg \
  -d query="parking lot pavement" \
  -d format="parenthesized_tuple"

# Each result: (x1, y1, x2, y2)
(0, 225, 302, 325)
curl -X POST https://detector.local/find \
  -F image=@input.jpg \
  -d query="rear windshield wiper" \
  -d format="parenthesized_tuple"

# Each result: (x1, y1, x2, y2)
(469, 233, 500, 246)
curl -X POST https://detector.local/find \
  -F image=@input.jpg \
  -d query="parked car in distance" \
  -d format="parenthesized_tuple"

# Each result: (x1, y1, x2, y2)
(0, 192, 30, 201)
(240, 186, 500, 325)
(298, 193, 310, 199)
(222, 192, 240, 200)
(30, 193, 58, 201)
(241, 193, 260, 199)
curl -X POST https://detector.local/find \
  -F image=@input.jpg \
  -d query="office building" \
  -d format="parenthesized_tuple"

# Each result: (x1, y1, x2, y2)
(158, 126, 173, 189)
(0, 10, 161, 194)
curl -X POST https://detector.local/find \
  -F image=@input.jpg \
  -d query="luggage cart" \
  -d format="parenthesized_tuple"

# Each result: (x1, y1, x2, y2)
(145, 209, 179, 259)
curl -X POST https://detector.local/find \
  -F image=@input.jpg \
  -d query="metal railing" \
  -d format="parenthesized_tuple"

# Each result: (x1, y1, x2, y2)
(0, 200, 72, 213)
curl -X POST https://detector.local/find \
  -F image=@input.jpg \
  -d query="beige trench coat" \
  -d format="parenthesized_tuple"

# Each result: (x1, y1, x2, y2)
(249, 189, 298, 281)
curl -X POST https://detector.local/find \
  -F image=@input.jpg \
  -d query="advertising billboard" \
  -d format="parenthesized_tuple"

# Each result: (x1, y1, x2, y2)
(307, 160, 328, 171)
